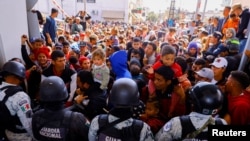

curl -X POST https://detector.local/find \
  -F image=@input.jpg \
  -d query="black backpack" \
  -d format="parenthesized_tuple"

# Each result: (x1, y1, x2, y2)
(0, 86, 24, 139)
(97, 114, 144, 141)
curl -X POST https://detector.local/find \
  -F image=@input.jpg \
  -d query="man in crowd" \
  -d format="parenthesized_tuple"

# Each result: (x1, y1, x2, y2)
(41, 50, 77, 107)
(43, 8, 58, 46)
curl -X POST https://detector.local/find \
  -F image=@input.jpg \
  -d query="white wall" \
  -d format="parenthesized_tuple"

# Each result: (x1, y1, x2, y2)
(232, 0, 250, 8)
(76, 0, 129, 22)
(33, 0, 50, 16)
(34, 0, 130, 22)
(0, 0, 29, 67)
(34, 0, 76, 19)
(62, 0, 77, 17)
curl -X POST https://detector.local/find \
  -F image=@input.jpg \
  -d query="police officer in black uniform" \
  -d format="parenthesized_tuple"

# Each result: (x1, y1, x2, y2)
(155, 82, 227, 141)
(32, 76, 89, 141)
(88, 78, 154, 141)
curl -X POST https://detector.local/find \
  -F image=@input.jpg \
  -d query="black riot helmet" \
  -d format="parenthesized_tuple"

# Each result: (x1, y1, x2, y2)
(109, 78, 139, 107)
(189, 82, 223, 115)
(39, 76, 68, 103)
(1, 61, 26, 79)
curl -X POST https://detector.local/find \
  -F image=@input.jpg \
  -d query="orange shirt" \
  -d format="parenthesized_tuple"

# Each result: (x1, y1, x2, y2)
(222, 18, 240, 34)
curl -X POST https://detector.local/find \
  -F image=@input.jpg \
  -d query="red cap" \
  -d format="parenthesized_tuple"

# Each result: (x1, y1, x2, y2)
(79, 56, 89, 65)
(34, 47, 50, 60)
(80, 33, 85, 37)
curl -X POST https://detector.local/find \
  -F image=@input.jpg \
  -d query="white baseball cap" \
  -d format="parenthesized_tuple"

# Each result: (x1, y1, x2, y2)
(211, 57, 228, 68)
(196, 68, 214, 80)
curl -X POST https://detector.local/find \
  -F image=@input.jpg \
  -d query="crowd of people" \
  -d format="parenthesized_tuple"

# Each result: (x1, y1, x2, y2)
(0, 2, 250, 141)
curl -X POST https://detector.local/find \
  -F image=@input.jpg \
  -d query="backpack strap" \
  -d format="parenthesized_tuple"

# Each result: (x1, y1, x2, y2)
(115, 119, 144, 141)
(179, 115, 196, 139)
(0, 86, 23, 130)
(62, 110, 73, 127)
(131, 119, 144, 140)
(62, 110, 73, 140)
(97, 114, 130, 135)
(186, 116, 214, 139)
(0, 86, 11, 91)
(98, 114, 109, 133)
(97, 115, 143, 141)
(180, 115, 215, 140)
(0, 86, 23, 103)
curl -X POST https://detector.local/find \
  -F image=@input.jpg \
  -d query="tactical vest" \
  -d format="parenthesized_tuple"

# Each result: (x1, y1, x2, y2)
(97, 114, 143, 141)
(0, 85, 25, 138)
(32, 109, 73, 141)
(178, 115, 223, 140)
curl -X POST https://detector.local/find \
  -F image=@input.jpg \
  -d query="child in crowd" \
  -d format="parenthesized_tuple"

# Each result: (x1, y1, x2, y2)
(129, 57, 146, 95)
(140, 97, 165, 135)
(110, 27, 119, 46)
(164, 27, 177, 45)
(91, 48, 110, 91)
(223, 28, 237, 44)
(146, 45, 183, 92)
(146, 45, 185, 118)
(28, 36, 44, 51)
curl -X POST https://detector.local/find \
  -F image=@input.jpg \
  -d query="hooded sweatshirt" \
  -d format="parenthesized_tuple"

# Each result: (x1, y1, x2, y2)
(109, 50, 132, 80)
(187, 41, 198, 58)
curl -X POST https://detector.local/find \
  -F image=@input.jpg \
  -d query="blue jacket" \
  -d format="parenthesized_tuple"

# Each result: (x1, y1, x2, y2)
(109, 51, 132, 80)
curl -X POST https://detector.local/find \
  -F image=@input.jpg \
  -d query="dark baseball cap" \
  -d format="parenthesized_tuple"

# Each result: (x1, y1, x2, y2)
(78, 41, 87, 47)
(212, 31, 222, 40)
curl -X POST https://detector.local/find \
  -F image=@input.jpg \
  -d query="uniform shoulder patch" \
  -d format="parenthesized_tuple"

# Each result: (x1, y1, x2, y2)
(163, 121, 172, 132)
(20, 100, 31, 112)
